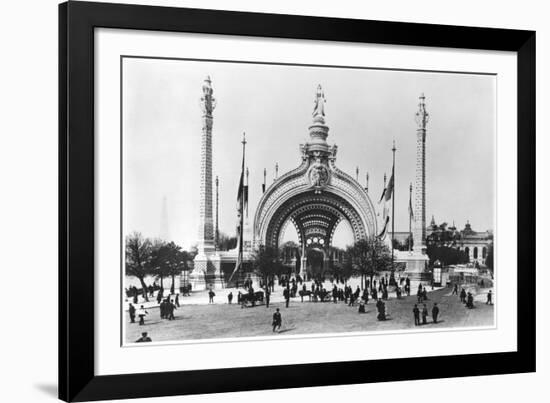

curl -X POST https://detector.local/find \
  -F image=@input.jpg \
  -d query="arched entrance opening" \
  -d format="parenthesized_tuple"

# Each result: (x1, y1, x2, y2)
(252, 84, 378, 281)
(331, 219, 354, 249)
(257, 189, 374, 279)
(307, 248, 325, 277)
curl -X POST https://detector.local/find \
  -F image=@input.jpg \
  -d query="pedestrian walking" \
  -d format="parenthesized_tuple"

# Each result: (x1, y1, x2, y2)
(167, 300, 176, 320)
(128, 303, 136, 323)
(157, 287, 164, 304)
(137, 305, 148, 325)
(228, 291, 233, 304)
(417, 288, 423, 303)
(272, 308, 282, 332)
(283, 286, 290, 308)
(265, 290, 270, 308)
(422, 304, 428, 324)
(358, 299, 366, 313)
(362, 289, 369, 304)
(460, 288, 467, 303)
(432, 303, 439, 323)
(159, 299, 166, 319)
(208, 289, 215, 304)
(452, 284, 458, 295)
(135, 332, 152, 342)
(376, 299, 386, 321)
(466, 292, 474, 309)
(486, 290, 493, 305)
(413, 304, 420, 326)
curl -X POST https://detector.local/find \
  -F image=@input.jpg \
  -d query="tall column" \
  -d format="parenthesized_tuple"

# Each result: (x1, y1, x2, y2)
(215, 176, 219, 250)
(413, 93, 429, 253)
(192, 76, 222, 290)
(197, 76, 216, 255)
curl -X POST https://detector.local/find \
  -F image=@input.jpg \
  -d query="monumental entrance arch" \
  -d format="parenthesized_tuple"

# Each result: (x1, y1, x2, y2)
(253, 85, 378, 277)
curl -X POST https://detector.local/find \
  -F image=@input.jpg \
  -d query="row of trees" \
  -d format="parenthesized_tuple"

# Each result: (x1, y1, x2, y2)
(344, 237, 393, 289)
(125, 232, 194, 301)
(250, 236, 394, 290)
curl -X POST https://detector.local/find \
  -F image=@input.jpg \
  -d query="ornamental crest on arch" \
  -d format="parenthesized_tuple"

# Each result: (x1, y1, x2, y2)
(308, 162, 330, 193)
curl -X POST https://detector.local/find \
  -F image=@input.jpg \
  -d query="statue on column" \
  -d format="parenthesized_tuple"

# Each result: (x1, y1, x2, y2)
(200, 76, 216, 115)
(312, 84, 326, 117)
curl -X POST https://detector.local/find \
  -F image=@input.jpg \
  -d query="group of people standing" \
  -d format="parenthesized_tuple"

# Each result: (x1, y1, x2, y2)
(128, 303, 149, 325)
(452, 284, 493, 309)
(412, 303, 439, 325)
(159, 297, 178, 320)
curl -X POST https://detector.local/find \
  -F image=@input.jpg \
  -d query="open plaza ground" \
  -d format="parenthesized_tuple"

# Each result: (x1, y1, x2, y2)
(124, 281, 494, 343)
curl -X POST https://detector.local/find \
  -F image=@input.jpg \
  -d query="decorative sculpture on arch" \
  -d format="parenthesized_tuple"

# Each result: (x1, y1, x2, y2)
(254, 85, 379, 269)
(313, 84, 326, 118)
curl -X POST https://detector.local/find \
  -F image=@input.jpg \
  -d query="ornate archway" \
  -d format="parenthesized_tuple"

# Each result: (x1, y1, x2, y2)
(253, 85, 379, 276)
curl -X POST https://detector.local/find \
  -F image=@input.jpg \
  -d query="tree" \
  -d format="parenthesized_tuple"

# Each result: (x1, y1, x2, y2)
(217, 232, 238, 251)
(150, 241, 189, 294)
(426, 245, 469, 266)
(427, 225, 461, 247)
(251, 246, 284, 288)
(125, 232, 152, 301)
(346, 237, 392, 289)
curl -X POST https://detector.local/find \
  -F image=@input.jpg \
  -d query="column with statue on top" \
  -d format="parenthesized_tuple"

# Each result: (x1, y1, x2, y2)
(402, 93, 431, 283)
(189, 76, 223, 290)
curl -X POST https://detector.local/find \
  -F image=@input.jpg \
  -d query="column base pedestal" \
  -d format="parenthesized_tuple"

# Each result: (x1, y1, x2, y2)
(401, 251, 431, 287)
(191, 253, 224, 290)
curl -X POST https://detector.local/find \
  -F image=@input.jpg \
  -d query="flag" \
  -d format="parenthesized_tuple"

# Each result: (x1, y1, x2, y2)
(236, 168, 244, 207)
(229, 142, 246, 283)
(408, 190, 415, 222)
(383, 203, 390, 221)
(228, 237, 242, 283)
(385, 172, 394, 202)
(244, 184, 249, 218)
(378, 172, 394, 203)
(378, 216, 390, 238)
(378, 187, 386, 204)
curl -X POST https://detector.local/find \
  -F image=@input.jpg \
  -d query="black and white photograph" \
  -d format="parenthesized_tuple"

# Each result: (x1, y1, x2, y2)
(122, 58, 496, 344)
(1, 0, 543, 402)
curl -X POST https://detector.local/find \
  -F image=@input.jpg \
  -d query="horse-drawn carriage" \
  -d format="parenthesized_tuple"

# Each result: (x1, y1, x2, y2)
(238, 290, 264, 307)
(298, 288, 332, 302)
(180, 284, 192, 296)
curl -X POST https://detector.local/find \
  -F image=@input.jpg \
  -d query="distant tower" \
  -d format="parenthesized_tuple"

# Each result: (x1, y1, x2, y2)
(159, 196, 170, 241)
(413, 93, 429, 253)
(196, 76, 216, 255)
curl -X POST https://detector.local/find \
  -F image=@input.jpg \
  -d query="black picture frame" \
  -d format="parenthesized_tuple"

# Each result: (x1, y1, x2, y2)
(59, 1, 536, 401)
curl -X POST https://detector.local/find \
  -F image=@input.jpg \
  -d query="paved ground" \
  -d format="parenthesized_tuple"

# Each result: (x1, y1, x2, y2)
(125, 283, 494, 343)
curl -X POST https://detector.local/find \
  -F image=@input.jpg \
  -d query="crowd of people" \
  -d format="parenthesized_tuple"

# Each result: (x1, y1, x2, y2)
(126, 272, 494, 339)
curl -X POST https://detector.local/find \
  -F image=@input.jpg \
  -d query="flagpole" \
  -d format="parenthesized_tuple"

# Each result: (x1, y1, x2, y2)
(240, 133, 246, 269)
(391, 141, 396, 274)
(409, 182, 412, 253)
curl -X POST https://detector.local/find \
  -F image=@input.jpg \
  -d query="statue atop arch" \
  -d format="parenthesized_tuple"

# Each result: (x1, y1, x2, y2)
(312, 84, 326, 117)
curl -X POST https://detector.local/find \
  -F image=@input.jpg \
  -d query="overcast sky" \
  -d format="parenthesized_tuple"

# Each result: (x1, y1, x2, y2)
(123, 57, 495, 250)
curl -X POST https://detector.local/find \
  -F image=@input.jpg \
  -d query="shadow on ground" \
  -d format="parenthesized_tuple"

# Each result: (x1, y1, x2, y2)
(35, 383, 57, 398)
